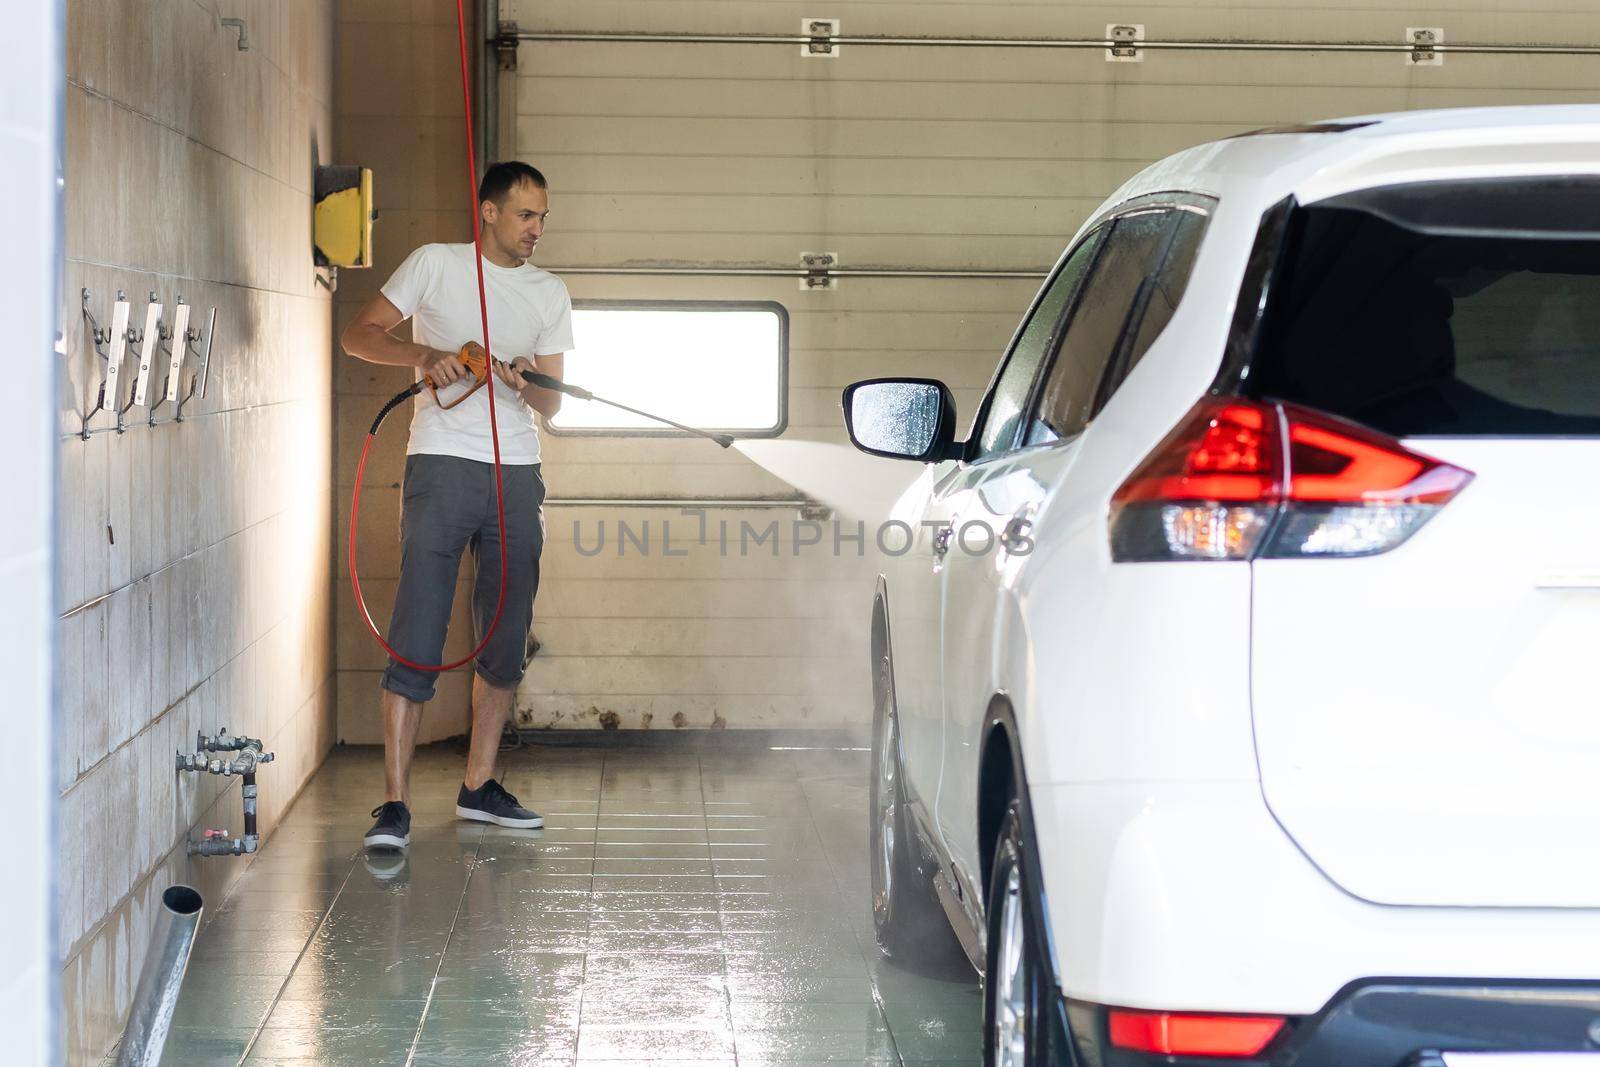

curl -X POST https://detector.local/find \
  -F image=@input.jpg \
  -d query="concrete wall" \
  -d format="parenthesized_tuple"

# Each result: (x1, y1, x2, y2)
(57, 2, 337, 1062)
(500, 0, 1600, 733)
(331, 1, 484, 746)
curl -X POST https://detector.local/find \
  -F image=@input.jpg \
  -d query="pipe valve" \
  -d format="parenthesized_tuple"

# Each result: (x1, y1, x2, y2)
(177, 727, 273, 859)
(197, 727, 263, 752)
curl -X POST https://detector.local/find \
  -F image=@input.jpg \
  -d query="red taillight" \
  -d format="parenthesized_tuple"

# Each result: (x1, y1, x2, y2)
(1279, 403, 1469, 506)
(1112, 402, 1281, 506)
(1109, 398, 1474, 562)
(1108, 1008, 1287, 1057)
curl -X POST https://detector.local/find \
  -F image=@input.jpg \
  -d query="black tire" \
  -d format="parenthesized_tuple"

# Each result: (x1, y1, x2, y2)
(869, 630, 947, 960)
(983, 801, 1049, 1067)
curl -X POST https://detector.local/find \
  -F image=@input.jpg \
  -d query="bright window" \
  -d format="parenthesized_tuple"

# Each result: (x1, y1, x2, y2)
(547, 301, 788, 437)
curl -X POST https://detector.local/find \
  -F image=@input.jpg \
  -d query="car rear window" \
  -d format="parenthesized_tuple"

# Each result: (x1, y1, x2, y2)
(1250, 177, 1600, 436)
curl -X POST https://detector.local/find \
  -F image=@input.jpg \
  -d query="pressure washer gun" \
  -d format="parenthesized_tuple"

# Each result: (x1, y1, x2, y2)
(369, 343, 494, 434)
(370, 344, 527, 429)
(423, 343, 493, 410)
(366, 346, 734, 449)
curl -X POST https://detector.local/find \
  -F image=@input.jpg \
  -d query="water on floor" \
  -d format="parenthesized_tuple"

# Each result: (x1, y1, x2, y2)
(162, 739, 981, 1065)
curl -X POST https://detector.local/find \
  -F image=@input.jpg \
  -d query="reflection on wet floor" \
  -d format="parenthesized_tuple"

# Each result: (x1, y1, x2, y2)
(162, 739, 980, 1065)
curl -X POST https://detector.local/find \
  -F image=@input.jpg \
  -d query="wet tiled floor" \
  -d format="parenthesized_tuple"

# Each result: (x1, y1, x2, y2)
(162, 739, 981, 1065)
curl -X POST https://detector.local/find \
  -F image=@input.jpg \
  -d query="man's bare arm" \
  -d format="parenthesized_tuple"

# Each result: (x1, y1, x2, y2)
(525, 352, 564, 419)
(490, 353, 564, 418)
(340, 294, 470, 386)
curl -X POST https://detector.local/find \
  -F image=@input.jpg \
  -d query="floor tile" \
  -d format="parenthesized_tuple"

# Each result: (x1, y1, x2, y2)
(574, 1024, 736, 1060)
(157, 1026, 257, 1066)
(171, 742, 981, 1066)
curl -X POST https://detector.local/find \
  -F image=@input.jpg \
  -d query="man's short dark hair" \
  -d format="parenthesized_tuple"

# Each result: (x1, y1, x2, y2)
(478, 161, 547, 206)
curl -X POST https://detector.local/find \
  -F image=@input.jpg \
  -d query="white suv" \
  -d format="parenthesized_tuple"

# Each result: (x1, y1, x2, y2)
(844, 106, 1600, 1067)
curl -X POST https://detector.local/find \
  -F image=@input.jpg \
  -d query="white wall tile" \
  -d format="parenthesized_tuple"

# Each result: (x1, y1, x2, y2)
(56, 613, 85, 790)
(59, 1, 338, 1060)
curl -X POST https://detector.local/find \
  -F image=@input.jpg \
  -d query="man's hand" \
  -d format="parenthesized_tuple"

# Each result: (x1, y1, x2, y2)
(491, 356, 536, 392)
(420, 347, 469, 386)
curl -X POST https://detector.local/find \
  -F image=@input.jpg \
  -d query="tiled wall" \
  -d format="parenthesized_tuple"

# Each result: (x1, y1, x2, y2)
(58, 2, 337, 1062)
(332, 1, 484, 746)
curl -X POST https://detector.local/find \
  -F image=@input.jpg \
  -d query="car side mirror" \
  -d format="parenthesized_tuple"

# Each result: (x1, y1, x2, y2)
(841, 377, 959, 462)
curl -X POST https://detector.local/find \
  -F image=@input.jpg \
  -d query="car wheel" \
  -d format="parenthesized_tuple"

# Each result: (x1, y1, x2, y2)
(869, 640, 945, 959)
(984, 800, 1047, 1067)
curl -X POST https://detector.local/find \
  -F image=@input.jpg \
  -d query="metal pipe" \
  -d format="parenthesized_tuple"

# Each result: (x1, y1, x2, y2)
(198, 727, 258, 752)
(58, 590, 113, 622)
(243, 772, 257, 839)
(522, 369, 735, 446)
(115, 885, 203, 1067)
(508, 29, 1600, 56)
(176, 729, 272, 857)
(190, 833, 253, 857)
(479, 0, 496, 163)
(546, 266, 1049, 279)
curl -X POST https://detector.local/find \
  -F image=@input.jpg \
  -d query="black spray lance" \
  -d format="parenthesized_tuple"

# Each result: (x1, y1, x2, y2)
(519, 369, 734, 449)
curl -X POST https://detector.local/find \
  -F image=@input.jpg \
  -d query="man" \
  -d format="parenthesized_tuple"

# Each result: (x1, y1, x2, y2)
(341, 161, 570, 849)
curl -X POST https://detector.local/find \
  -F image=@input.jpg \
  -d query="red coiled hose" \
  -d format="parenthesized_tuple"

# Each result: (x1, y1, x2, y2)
(347, 0, 508, 673)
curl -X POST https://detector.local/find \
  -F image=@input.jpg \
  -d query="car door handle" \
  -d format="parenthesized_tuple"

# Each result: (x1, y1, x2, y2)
(932, 524, 954, 559)
(999, 515, 1033, 554)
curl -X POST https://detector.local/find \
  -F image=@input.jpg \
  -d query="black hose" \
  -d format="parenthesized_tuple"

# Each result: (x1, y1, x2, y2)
(370, 383, 423, 435)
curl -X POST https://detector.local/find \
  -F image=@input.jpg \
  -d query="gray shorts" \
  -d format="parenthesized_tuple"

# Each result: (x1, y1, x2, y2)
(379, 454, 546, 703)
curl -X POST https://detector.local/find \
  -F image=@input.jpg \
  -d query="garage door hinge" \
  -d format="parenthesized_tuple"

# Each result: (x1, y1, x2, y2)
(802, 18, 840, 58)
(801, 252, 838, 291)
(1107, 24, 1144, 62)
(496, 20, 520, 71)
(1407, 27, 1444, 66)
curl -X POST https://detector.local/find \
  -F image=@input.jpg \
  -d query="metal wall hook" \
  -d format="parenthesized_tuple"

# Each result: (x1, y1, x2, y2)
(150, 298, 192, 425)
(114, 311, 140, 423)
(81, 288, 130, 439)
(128, 292, 164, 413)
(81, 288, 110, 355)
(114, 292, 163, 428)
(173, 306, 216, 422)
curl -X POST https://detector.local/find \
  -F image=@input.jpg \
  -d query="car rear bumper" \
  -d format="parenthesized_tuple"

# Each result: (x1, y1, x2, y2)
(1061, 980, 1600, 1067)
(1028, 780, 1600, 1015)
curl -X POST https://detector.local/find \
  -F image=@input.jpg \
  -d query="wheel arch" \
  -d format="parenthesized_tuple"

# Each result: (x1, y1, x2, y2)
(978, 694, 1025, 907)
(978, 694, 1076, 1061)
(978, 696, 1067, 975)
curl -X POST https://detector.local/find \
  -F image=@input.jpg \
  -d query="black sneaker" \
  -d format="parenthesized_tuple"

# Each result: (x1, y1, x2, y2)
(364, 801, 411, 849)
(456, 779, 543, 828)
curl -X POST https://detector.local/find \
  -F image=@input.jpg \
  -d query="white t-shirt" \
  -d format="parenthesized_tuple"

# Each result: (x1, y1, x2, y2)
(381, 242, 574, 465)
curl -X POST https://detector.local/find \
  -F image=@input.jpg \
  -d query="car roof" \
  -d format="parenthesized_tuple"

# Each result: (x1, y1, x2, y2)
(1100, 104, 1600, 219)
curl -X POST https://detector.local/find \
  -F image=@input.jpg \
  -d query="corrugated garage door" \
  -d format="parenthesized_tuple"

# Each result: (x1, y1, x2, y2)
(499, 0, 1600, 732)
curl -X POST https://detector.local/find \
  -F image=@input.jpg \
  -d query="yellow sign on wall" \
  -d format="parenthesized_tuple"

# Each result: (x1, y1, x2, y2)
(313, 166, 374, 268)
